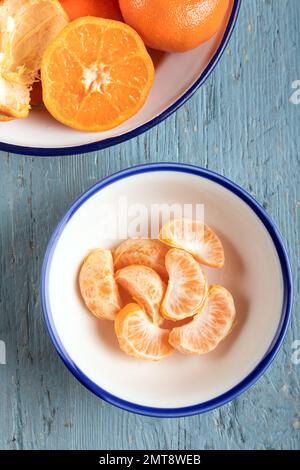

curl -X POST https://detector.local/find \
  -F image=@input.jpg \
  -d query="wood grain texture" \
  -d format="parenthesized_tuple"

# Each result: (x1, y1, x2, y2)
(0, 0, 299, 450)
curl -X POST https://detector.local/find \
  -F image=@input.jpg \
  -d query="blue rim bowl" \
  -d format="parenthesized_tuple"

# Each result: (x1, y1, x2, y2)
(41, 162, 293, 418)
(1, 0, 241, 156)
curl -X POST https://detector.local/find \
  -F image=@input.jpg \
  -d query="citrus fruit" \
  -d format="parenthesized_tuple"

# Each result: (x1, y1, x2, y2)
(0, 0, 69, 118)
(0, 75, 31, 118)
(115, 265, 165, 325)
(113, 238, 168, 278)
(115, 303, 174, 361)
(79, 248, 121, 320)
(0, 110, 13, 121)
(161, 248, 207, 321)
(169, 285, 236, 354)
(30, 81, 43, 107)
(41, 17, 155, 131)
(59, 0, 122, 21)
(0, 114, 12, 121)
(159, 218, 225, 268)
(119, 0, 229, 52)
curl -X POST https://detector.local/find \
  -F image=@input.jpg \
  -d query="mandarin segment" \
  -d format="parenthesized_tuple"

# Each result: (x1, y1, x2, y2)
(106, 83, 142, 114)
(79, 248, 121, 320)
(169, 285, 236, 354)
(64, 23, 105, 65)
(109, 55, 149, 87)
(113, 238, 168, 278)
(41, 17, 155, 131)
(159, 218, 225, 268)
(115, 303, 174, 361)
(100, 26, 140, 64)
(161, 248, 207, 321)
(0, 113, 13, 121)
(115, 265, 165, 325)
(0, 75, 30, 118)
(75, 92, 119, 128)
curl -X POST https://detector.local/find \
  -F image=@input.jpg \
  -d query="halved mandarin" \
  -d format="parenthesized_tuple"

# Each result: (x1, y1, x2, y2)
(41, 17, 155, 131)
(115, 265, 165, 325)
(159, 218, 225, 268)
(113, 238, 168, 278)
(115, 303, 174, 361)
(79, 249, 121, 320)
(169, 285, 236, 354)
(161, 248, 207, 321)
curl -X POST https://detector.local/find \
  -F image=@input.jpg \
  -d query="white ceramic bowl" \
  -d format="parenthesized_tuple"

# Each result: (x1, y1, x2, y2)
(0, 1, 240, 156)
(41, 163, 292, 417)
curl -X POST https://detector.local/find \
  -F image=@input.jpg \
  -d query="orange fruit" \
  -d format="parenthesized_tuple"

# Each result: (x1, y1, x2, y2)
(0, 75, 31, 118)
(119, 0, 229, 52)
(30, 81, 43, 107)
(59, 0, 123, 21)
(0, 112, 13, 122)
(41, 17, 155, 131)
(169, 285, 236, 354)
(161, 248, 207, 321)
(79, 249, 121, 320)
(159, 218, 225, 268)
(115, 303, 173, 361)
(113, 238, 168, 278)
(0, 0, 68, 118)
(115, 265, 165, 325)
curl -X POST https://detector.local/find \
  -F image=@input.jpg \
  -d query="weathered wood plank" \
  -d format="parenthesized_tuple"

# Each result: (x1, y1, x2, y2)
(0, 0, 299, 450)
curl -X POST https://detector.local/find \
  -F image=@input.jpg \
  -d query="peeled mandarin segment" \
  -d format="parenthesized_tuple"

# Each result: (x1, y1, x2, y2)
(113, 238, 168, 278)
(169, 285, 236, 355)
(115, 303, 174, 361)
(159, 218, 225, 268)
(0, 75, 30, 118)
(0, 0, 68, 118)
(0, 113, 13, 121)
(161, 248, 207, 321)
(115, 265, 165, 326)
(41, 17, 155, 132)
(79, 249, 121, 320)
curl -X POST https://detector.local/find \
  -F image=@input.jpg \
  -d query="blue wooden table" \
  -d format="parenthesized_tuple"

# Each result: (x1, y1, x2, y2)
(0, 0, 299, 450)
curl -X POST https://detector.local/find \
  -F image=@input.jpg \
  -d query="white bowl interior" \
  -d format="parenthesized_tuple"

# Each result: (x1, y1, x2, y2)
(0, 1, 235, 149)
(46, 170, 284, 409)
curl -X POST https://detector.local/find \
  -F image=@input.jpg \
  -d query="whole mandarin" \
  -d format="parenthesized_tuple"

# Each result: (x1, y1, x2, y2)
(119, 0, 230, 52)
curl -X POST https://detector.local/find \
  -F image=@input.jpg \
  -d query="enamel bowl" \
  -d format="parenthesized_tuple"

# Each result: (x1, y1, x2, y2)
(41, 163, 292, 417)
(0, 0, 240, 156)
